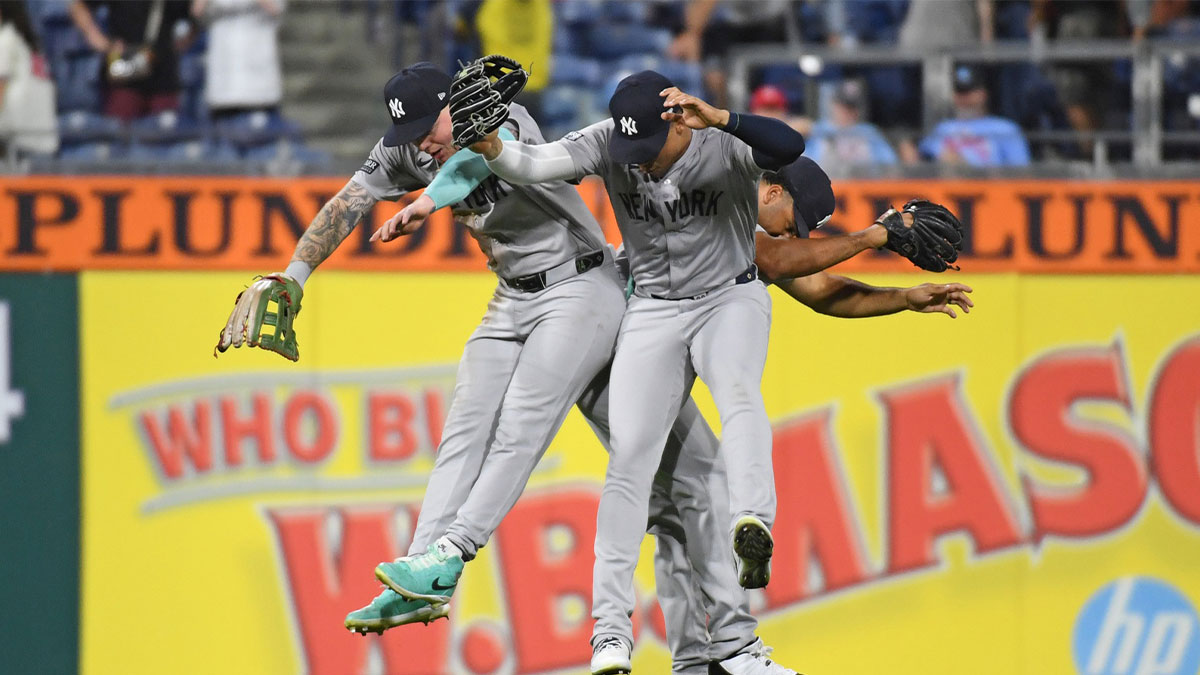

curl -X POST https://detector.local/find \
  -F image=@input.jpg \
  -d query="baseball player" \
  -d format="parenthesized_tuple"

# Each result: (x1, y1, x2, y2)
(214, 60, 799, 674)
(461, 69, 809, 669)
(393, 138, 967, 674)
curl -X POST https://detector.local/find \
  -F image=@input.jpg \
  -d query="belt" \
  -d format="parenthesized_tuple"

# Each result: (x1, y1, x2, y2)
(505, 249, 606, 293)
(649, 264, 758, 301)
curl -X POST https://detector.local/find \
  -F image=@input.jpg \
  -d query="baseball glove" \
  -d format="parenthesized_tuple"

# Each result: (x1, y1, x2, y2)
(449, 54, 529, 148)
(876, 199, 964, 272)
(214, 273, 303, 361)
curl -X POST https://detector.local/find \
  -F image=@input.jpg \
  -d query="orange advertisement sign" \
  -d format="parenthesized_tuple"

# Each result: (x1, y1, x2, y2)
(2, 176, 1198, 273)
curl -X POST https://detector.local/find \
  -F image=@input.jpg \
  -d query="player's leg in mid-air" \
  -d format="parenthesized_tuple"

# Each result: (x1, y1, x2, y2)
(579, 371, 795, 675)
(345, 296, 523, 634)
(684, 281, 777, 589)
(372, 262, 626, 603)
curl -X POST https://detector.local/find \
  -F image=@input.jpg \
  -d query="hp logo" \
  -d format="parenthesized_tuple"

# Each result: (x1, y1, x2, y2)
(1073, 577, 1200, 675)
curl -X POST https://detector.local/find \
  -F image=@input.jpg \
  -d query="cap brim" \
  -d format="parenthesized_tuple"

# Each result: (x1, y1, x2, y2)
(608, 125, 670, 165)
(382, 111, 440, 147)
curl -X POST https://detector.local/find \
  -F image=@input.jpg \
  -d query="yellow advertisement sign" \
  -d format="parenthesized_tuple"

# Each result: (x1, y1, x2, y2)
(80, 271, 1200, 675)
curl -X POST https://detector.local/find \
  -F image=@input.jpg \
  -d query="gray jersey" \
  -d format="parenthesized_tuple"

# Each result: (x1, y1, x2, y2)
(560, 119, 762, 299)
(351, 105, 607, 279)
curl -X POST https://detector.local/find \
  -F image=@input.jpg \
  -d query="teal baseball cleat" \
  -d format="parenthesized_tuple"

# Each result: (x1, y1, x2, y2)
(344, 588, 450, 635)
(375, 543, 464, 605)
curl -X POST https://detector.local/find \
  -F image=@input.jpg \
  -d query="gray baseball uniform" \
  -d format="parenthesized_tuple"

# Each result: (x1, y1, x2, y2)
(358, 109, 761, 669)
(484, 119, 777, 647)
(353, 105, 626, 559)
(363, 106, 762, 670)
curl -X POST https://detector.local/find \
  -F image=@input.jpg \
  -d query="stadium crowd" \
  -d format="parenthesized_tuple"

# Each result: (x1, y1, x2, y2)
(1, 0, 1198, 171)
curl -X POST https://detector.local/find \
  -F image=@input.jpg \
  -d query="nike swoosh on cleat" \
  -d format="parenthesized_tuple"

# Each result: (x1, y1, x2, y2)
(431, 577, 456, 591)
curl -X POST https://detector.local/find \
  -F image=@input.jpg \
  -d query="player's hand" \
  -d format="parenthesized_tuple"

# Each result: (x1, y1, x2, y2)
(469, 128, 504, 160)
(372, 194, 434, 242)
(215, 273, 303, 360)
(660, 87, 730, 129)
(904, 282, 974, 318)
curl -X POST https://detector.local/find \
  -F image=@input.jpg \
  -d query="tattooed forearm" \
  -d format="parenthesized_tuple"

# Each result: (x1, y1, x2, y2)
(291, 180, 379, 267)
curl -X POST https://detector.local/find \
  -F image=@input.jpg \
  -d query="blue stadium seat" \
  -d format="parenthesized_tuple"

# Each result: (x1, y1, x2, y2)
(651, 59, 703, 94)
(58, 111, 123, 145)
(59, 141, 124, 162)
(601, 1, 649, 24)
(586, 23, 671, 61)
(551, 54, 602, 87)
(541, 86, 591, 127)
(556, 0, 604, 26)
(242, 139, 332, 166)
(129, 110, 204, 145)
(214, 110, 302, 149)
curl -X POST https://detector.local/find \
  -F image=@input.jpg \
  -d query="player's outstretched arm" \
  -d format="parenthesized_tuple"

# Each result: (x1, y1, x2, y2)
(755, 227, 889, 282)
(373, 129, 518, 243)
(476, 129, 583, 185)
(292, 179, 379, 271)
(215, 179, 378, 360)
(777, 272, 973, 319)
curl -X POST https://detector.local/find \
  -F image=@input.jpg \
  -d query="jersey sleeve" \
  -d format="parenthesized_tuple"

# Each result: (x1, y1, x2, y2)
(422, 128, 517, 209)
(350, 138, 428, 202)
(722, 130, 763, 179)
(559, 120, 613, 181)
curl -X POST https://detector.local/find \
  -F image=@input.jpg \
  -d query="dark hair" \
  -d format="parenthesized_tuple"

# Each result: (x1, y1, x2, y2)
(0, 0, 42, 54)
(760, 170, 785, 187)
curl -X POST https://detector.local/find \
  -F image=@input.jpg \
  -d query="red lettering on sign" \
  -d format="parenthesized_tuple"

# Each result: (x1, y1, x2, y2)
(140, 401, 213, 479)
(765, 409, 870, 609)
(368, 392, 418, 461)
(1149, 336, 1200, 525)
(267, 506, 450, 675)
(283, 391, 338, 463)
(880, 375, 1023, 574)
(496, 489, 599, 673)
(1010, 343, 1147, 540)
(220, 393, 276, 467)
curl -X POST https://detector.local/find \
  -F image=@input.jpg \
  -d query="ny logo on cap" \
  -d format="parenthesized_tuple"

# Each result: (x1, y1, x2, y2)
(620, 116, 638, 136)
(389, 98, 405, 118)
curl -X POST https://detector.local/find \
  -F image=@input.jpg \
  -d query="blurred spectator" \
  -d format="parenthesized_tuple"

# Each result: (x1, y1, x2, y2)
(68, 0, 192, 122)
(475, 0, 551, 119)
(0, 0, 58, 156)
(668, 0, 796, 107)
(748, 83, 811, 135)
(904, 64, 1030, 167)
(899, 0, 994, 49)
(804, 79, 896, 170)
(1031, 0, 1127, 154)
(192, 0, 284, 121)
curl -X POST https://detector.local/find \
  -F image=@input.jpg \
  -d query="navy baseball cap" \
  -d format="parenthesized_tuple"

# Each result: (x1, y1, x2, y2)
(952, 64, 984, 93)
(608, 70, 675, 164)
(776, 157, 835, 237)
(381, 62, 452, 147)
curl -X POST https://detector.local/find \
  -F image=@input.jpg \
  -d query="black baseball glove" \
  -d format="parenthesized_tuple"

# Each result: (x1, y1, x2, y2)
(876, 199, 964, 272)
(449, 54, 529, 148)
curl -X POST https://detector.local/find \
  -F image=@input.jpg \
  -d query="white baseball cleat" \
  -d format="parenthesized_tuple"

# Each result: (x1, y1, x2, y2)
(708, 640, 799, 675)
(591, 635, 632, 675)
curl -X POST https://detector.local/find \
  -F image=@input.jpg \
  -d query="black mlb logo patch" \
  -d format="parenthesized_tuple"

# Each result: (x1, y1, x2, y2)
(359, 159, 380, 174)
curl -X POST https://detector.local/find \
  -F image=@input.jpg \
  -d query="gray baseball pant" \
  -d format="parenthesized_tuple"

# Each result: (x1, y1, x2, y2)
(409, 263, 626, 557)
(593, 281, 775, 648)
(577, 366, 758, 671)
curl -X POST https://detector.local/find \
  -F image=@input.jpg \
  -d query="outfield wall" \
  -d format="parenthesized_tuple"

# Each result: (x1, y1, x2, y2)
(1, 178, 1198, 675)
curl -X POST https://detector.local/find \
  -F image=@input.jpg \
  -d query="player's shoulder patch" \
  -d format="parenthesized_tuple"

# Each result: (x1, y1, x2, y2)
(563, 130, 584, 142)
(359, 159, 380, 175)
